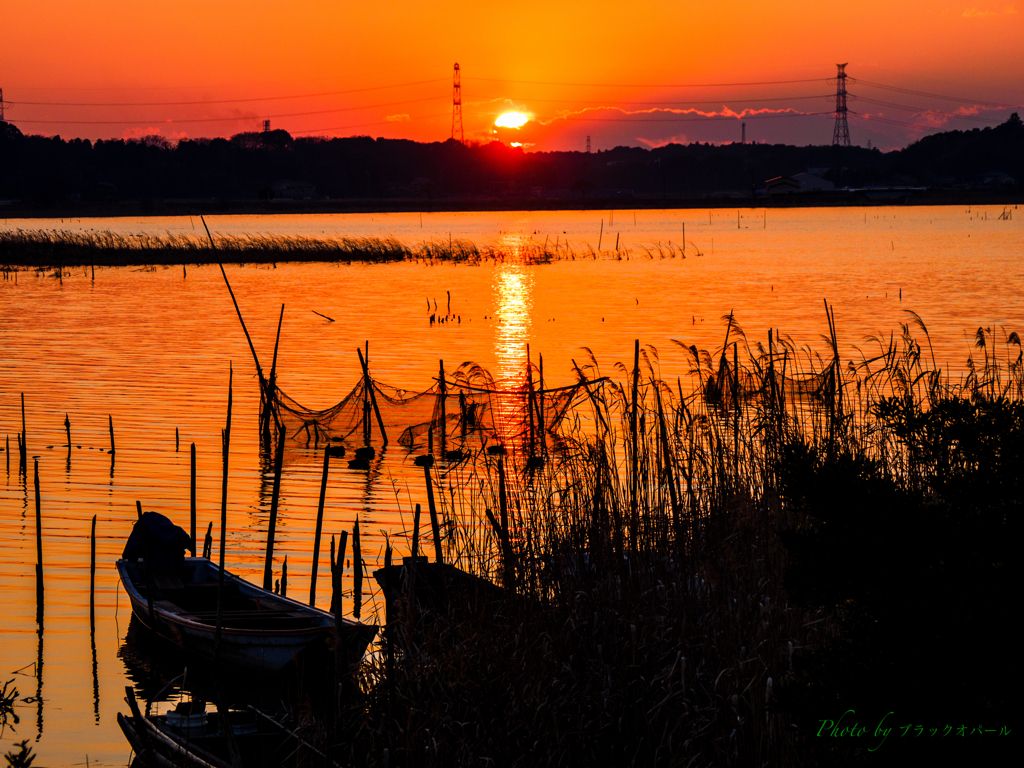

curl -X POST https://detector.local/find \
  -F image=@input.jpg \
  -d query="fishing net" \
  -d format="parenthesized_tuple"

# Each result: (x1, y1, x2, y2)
(266, 362, 604, 458)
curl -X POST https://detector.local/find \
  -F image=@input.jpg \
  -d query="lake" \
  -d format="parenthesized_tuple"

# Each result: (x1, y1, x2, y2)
(0, 204, 1021, 765)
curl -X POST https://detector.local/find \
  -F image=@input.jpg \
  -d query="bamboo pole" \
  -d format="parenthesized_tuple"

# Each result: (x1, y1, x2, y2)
(108, 415, 115, 455)
(411, 503, 421, 559)
(358, 346, 388, 445)
(89, 514, 97, 625)
(21, 393, 27, 473)
(539, 354, 545, 456)
(207, 218, 272, 416)
(265, 304, 285, 441)
(527, 345, 535, 456)
(422, 456, 443, 564)
(352, 518, 362, 620)
(215, 363, 232, 661)
(334, 530, 348, 618)
(34, 459, 43, 604)
(631, 340, 640, 539)
(190, 443, 197, 550)
(262, 430, 286, 592)
(310, 447, 330, 606)
(333, 529, 348, 718)
(438, 360, 447, 456)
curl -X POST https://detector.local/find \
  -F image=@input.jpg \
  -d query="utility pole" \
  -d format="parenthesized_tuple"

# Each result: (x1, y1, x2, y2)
(452, 63, 464, 143)
(832, 63, 850, 147)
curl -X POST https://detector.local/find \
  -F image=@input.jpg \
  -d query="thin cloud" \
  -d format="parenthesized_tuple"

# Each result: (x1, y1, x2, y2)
(962, 6, 1015, 15)
(122, 126, 164, 140)
(539, 105, 816, 126)
(385, 113, 410, 122)
(637, 133, 689, 148)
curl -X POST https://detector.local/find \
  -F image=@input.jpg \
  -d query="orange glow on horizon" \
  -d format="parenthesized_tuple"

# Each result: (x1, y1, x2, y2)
(1, 1, 1021, 150)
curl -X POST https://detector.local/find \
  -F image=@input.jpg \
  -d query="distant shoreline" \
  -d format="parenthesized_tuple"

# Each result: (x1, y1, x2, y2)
(1, 189, 1021, 220)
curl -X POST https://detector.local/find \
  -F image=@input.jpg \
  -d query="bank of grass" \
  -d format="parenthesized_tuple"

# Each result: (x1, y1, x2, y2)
(315, 314, 1018, 767)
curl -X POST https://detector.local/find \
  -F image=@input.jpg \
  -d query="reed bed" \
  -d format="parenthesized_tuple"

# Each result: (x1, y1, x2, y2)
(0, 230, 631, 269)
(313, 311, 1019, 767)
(0, 229, 706, 270)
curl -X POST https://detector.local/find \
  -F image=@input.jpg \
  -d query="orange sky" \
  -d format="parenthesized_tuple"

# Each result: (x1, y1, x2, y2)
(2, 1, 1022, 150)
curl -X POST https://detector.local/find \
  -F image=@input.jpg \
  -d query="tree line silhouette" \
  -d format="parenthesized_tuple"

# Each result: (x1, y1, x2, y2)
(0, 114, 1020, 209)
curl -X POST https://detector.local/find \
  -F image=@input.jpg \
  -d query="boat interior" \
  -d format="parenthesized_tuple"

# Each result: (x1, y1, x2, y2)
(122, 557, 329, 631)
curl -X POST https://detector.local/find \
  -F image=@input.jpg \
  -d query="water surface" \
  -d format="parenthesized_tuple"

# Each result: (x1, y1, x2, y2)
(1, 205, 1021, 765)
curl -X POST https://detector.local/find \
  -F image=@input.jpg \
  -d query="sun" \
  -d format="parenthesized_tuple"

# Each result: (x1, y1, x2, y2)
(495, 112, 529, 129)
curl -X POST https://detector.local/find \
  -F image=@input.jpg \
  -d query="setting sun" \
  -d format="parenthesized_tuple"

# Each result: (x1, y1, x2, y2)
(495, 112, 529, 129)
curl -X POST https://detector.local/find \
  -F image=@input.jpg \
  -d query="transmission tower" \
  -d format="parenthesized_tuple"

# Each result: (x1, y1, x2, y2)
(451, 63, 464, 143)
(0, 89, 5, 123)
(832, 63, 850, 147)
(586, 135, 591, 153)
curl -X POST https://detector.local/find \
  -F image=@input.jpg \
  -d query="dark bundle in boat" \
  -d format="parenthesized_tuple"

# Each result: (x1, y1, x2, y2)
(118, 512, 376, 673)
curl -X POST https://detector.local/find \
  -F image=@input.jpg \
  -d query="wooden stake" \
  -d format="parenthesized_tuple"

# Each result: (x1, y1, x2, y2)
(424, 458, 443, 564)
(438, 360, 447, 456)
(21, 393, 27, 473)
(358, 346, 388, 445)
(310, 447, 330, 606)
(190, 443, 197, 550)
(90, 514, 97, 625)
(262, 431, 285, 592)
(352, 518, 362, 620)
(334, 530, 348, 618)
(333, 529, 348, 713)
(631, 340, 640, 539)
(411, 503, 421, 559)
(108, 415, 115, 455)
(215, 363, 232, 661)
(175, 427, 179, 452)
(34, 459, 43, 602)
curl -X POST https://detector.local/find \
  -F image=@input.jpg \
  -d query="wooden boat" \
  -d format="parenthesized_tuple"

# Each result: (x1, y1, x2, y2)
(373, 556, 504, 615)
(117, 554, 376, 673)
(118, 686, 330, 768)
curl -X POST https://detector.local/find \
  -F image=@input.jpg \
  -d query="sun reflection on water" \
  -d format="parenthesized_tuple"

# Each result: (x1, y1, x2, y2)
(491, 229, 535, 445)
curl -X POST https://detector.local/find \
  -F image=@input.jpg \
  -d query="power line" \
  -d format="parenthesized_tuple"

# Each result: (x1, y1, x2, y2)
(12, 95, 449, 125)
(477, 93, 832, 107)
(7, 78, 449, 107)
(465, 76, 827, 88)
(848, 112, 932, 130)
(549, 111, 831, 123)
(291, 112, 451, 135)
(854, 96, 1012, 123)
(854, 79, 1020, 108)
